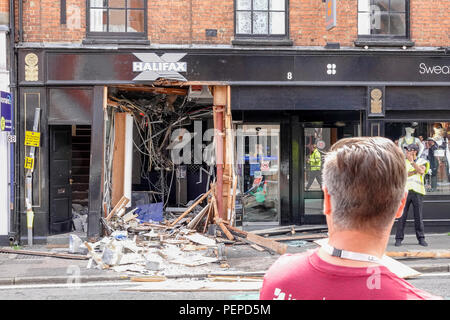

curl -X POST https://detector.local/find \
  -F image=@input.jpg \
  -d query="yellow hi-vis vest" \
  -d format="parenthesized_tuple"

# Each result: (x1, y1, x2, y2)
(310, 148, 321, 171)
(406, 158, 429, 195)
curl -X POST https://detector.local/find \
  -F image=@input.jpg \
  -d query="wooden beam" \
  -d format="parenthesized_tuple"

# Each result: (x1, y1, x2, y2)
(105, 196, 129, 221)
(0, 248, 89, 260)
(186, 203, 211, 230)
(250, 225, 328, 236)
(213, 86, 228, 106)
(268, 233, 328, 241)
(225, 224, 287, 255)
(111, 113, 127, 207)
(246, 233, 288, 255)
(169, 189, 212, 227)
(386, 251, 450, 259)
(112, 85, 188, 96)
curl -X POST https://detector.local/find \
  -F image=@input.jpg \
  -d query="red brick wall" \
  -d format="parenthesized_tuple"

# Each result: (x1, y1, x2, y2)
(18, 0, 450, 48)
(22, 0, 85, 42)
(0, 0, 9, 25)
(290, 0, 357, 47)
(411, 0, 450, 47)
(0, 0, 8, 13)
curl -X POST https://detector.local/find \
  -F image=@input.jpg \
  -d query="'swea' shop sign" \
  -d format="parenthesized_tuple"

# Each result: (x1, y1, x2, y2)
(419, 63, 450, 75)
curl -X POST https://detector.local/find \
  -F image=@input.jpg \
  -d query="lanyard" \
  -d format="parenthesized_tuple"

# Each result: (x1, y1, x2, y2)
(321, 242, 383, 265)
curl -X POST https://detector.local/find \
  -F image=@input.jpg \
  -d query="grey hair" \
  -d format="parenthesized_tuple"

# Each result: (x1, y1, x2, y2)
(322, 137, 407, 232)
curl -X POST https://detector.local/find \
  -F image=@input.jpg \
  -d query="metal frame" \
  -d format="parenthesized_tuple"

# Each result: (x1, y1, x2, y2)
(357, 0, 410, 40)
(237, 123, 282, 226)
(85, 0, 148, 40)
(301, 119, 363, 224)
(234, 0, 289, 39)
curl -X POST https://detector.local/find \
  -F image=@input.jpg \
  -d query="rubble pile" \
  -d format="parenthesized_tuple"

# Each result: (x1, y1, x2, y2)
(83, 191, 233, 277)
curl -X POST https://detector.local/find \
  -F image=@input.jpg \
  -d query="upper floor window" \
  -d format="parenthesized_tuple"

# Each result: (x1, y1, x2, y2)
(88, 0, 147, 37)
(358, 0, 408, 38)
(235, 0, 287, 37)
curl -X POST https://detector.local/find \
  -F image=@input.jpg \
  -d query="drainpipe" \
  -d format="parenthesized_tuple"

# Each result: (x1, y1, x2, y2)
(18, 0, 23, 42)
(9, 0, 18, 244)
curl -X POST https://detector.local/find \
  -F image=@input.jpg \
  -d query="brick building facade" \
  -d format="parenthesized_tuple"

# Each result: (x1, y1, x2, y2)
(15, 1, 449, 47)
(5, 1, 450, 244)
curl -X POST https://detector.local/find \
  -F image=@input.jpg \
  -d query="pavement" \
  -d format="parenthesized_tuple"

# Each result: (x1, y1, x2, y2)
(0, 231, 449, 286)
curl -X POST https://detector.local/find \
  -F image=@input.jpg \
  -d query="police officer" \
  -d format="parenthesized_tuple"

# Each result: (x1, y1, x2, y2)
(395, 144, 430, 247)
(306, 143, 322, 190)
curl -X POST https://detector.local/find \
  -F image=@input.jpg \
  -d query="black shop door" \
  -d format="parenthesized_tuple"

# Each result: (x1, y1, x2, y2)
(49, 126, 72, 234)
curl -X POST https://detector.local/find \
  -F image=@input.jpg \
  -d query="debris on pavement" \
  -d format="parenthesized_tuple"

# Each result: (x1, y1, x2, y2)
(0, 247, 89, 260)
(81, 181, 323, 278)
(386, 250, 450, 259)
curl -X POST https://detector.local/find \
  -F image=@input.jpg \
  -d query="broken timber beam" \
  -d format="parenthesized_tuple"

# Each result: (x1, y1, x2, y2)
(186, 203, 211, 230)
(386, 251, 450, 259)
(105, 196, 129, 221)
(169, 189, 212, 227)
(0, 247, 89, 260)
(250, 225, 328, 237)
(225, 225, 288, 255)
(212, 194, 234, 241)
(112, 85, 188, 96)
(269, 233, 328, 242)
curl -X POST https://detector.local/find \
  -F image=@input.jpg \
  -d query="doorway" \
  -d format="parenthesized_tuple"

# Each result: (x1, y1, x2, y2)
(237, 124, 281, 226)
(49, 125, 91, 235)
(301, 122, 361, 224)
(49, 125, 72, 234)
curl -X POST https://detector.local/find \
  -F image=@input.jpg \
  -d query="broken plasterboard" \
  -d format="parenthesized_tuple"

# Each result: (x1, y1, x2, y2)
(185, 233, 216, 246)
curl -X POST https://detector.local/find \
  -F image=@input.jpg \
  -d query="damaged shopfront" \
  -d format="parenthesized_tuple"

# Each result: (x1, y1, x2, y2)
(11, 48, 450, 245)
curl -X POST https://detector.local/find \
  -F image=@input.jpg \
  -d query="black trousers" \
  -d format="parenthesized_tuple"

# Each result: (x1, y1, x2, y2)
(395, 191, 425, 241)
(306, 170, 322, 190)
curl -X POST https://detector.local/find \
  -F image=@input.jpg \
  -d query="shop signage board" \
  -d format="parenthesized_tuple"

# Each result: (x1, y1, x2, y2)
(0, 91, 12, 132)
(44, 51, 450, 85)
(326, 0, 336, 30)
(24, 131, 41, 147)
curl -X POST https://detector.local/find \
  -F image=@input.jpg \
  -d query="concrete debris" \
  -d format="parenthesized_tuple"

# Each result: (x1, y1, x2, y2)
(83, 181, 297, 278)
(69, 234, 88, 254)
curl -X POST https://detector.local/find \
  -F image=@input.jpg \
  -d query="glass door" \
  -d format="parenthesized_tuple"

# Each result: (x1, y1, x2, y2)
(237, 124, 280, 225)
(302, 123, 360, 223)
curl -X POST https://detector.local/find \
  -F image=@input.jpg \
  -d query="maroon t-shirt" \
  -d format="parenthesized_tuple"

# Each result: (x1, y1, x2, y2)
(260, 250, 440, 300)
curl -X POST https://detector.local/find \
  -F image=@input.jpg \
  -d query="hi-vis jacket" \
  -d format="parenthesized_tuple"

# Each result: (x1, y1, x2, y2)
(406, 158, 430, 195)
(309, 148, 321, 171)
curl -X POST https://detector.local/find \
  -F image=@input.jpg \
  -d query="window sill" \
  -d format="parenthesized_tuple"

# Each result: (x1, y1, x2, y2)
(232, 38, 293, 47)
(82, 38, 150, 45)
(354, 39, 415, 48)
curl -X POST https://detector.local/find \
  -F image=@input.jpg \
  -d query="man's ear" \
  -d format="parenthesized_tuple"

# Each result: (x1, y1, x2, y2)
(395, 191, 408, 219)
(323, 186, 332, 216)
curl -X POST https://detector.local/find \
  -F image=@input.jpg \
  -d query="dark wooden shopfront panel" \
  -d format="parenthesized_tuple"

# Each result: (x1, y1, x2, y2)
(19, 88, 49, 242)
(49, 126, 72, 234)
(48, 88, 93, 125)
(231, 86, 366, 111)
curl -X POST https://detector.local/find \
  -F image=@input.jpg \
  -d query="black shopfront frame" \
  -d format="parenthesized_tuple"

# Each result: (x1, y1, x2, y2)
(13, 47, 450, 243)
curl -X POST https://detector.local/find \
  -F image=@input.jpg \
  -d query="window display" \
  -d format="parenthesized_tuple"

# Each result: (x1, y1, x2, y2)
(386, 122, 450, 195)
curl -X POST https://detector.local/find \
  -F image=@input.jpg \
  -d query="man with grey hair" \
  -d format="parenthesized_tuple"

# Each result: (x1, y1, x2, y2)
(260, 137, 440, 300)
